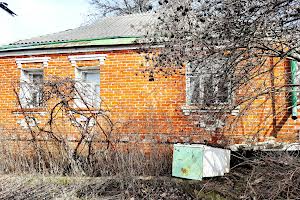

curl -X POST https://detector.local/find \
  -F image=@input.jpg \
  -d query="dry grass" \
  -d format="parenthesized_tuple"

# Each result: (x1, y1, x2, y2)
(0, 140, 185, 199)
(0, 140, 172, 177)
(0, 175, 194, 199)
(0, 140, 300, 199)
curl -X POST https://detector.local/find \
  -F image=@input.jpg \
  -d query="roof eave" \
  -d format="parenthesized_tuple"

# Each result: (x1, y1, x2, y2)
(0, 44, 148, 58)
(0, 36, 142, 52)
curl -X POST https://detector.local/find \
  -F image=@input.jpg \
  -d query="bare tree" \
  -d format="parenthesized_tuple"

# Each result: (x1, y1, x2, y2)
(89, 0, 157, 16)
(150, 0, 300, 63)
(144, 0, 300, 143)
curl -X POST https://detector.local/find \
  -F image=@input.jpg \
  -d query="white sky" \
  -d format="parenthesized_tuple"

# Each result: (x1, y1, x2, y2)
(0, 0, 92, 45)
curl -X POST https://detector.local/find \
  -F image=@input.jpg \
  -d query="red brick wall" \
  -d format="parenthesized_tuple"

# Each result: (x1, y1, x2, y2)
(224, 57, 299, 144)
(0, 50, 298, 146)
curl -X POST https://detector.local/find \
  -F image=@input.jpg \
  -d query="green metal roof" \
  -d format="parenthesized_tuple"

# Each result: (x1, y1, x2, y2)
(0, 36, 141, 52)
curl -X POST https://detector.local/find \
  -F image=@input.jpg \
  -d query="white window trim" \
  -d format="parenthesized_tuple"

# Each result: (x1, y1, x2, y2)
(75, 66, 99, 79)
(68, 54, 107, 67)
(16, 57, 50, 68)
(16, 57, 48, 109)
(183, 64, 238, 115)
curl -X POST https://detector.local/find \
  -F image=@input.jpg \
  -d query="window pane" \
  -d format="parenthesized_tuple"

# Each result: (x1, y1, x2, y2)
(79, 70, 100, 108)
(21, 71, 44, 107)
(31, 90, 43, 107)
(95, 84, 100, 94)
(190, 76, 201, 104)
(32, 74, 43, 83)
(203, 75, 215, 105)
(217, 79, 229, 103)
(84, 71, 100, 84)
(94, 84, 100, 107)
(31, 73, 43, 107)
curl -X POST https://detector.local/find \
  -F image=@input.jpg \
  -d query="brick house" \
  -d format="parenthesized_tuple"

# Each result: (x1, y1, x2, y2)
(0, 13, 299, 149)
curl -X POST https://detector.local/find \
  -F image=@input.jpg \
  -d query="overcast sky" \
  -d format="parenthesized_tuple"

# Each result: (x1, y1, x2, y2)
(0, 0, 92, 45)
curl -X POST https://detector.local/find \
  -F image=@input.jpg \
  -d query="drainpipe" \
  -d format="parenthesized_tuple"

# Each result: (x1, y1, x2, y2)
(290, 60, 298, 120)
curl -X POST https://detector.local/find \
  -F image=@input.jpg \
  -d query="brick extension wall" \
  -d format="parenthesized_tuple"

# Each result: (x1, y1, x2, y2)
(0, 50, 298, 146)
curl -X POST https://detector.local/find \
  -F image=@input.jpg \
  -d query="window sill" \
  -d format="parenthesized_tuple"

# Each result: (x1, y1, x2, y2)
(70, 108, 102, 114)
(181, 105, 239, 116)
(12, 108, 47, 115)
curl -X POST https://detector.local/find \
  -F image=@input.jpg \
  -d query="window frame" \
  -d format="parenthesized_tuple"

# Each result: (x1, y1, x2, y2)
(19, 68, 44, 108)
(186, 64, 232, 107)
(74, 66, 101, 108)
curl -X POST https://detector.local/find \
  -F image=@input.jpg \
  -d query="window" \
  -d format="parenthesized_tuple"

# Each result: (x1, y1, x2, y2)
(187, 64, 231, 106)
(75, 67, 100, 108)
(20, 69, 44, 108)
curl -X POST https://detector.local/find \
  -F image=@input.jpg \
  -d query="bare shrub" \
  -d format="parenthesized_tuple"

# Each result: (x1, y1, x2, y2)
(197, 151, 300, 199)
(0, 76, 171, 177)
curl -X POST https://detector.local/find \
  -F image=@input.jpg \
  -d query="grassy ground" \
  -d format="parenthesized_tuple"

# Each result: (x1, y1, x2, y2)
(0, 142, 299, 199)
(0, 175, 198, 200)
(2, 151, 299, 200)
